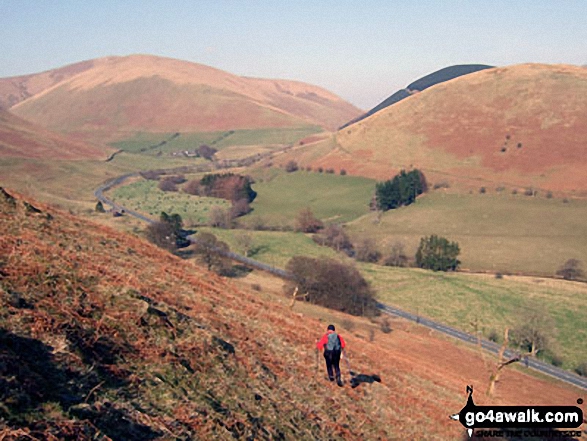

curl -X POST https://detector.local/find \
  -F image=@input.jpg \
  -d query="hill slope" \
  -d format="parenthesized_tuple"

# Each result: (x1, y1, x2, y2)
(315, 64, 587, 192)
(341, 64, 493, 128)
(0, 109, 113, 160)
(6, 55, 361, 141)
(0, 188, 582, 439)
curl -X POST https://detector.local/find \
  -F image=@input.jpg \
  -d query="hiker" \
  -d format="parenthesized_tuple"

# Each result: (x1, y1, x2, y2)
(316, 324, 346, 386)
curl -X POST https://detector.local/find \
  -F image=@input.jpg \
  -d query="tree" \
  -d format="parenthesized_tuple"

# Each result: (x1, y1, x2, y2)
(197, 144, 217, 160)
(415, 235, 460, 271)
(285, 160, 299, 172)
(95, 201, 105, 213)
(375, 169, 427, 211)
(234, 231, 253, 257)
(295, 207, 323, 233)
(384, 241, 408, 267)
(355, 238, 381, 263)
(191, 232, 230, 273)
(286, 256, 377, 316)
(510, 306, 556, 357)
(556, 258, 584, 281)
(208, 206, 233, 229)
(313, 224, 354, 256)
(145, 221, 178, 252)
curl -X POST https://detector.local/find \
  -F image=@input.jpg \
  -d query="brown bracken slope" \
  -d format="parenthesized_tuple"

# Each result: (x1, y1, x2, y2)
(5, 55, 361, 141)
(0, 188, 582, 440)
(301, 64, 587, 193)
(0, 109, 113, 160)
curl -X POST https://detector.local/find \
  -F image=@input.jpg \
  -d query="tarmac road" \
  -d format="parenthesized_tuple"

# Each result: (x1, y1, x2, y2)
(94, 174, 587, 392)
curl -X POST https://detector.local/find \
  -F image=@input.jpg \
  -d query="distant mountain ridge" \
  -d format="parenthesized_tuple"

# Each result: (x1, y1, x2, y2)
(340, 64, 493, 128)
(1, 55, 361, 142)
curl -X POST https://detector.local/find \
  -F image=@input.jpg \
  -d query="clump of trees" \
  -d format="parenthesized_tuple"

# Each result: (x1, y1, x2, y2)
(286, 256, 378, 316)
(375, 169, 427, 211)
(285, 160, 299, 172)
(415, 235, 460, 271)
(556, 258, 584, 281)
(197, 144, 217, 160)
(158, 175, 186, 192)
(146, 212, 189, 251)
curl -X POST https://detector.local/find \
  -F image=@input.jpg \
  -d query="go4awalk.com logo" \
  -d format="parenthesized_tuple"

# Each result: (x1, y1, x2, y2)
(450, 386, 584, 438)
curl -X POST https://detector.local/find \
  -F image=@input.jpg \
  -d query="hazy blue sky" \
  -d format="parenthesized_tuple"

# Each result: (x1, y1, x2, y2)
(1, 1, 585, 109)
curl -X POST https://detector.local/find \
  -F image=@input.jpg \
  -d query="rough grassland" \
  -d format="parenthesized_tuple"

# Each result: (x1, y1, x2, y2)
(193, 226, 587, 371)
(346, 191, 587, 276)
(243, 169, 375, 228)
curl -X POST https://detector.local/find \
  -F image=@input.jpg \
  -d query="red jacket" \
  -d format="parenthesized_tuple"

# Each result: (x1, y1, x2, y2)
(316, 330, 346, 350)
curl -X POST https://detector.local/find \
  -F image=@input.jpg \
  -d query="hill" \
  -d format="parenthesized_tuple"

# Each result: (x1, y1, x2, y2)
(6, 55, 361, 142)
(1, 187, 583, 439)
(0, 59, 95, 109)
(304, 64, 587, 193)
(340, 64, 493, 128)
(0, 109, 113, 160)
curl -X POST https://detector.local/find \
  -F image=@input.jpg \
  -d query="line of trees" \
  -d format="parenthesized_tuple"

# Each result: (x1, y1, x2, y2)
(375, 169, 427, 211)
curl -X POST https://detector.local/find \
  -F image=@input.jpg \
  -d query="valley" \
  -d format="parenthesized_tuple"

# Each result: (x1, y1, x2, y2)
(1, 54, 586, 439)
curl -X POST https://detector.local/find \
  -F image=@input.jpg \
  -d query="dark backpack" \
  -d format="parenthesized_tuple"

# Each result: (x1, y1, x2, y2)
(326, 332, 341, 351)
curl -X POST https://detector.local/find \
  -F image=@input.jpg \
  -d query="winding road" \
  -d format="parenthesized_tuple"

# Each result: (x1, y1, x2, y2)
(94, 173, 587, 391)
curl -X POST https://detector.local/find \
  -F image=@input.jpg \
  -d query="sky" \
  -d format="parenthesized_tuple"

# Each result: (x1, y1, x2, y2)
(1, 0, 585, 110)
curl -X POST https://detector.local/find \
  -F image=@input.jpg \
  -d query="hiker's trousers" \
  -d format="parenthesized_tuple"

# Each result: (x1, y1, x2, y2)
(323, 349, 341, 380)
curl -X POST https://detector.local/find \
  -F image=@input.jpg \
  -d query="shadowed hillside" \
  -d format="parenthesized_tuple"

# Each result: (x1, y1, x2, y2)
(302, 64, 587, 193)
(0, 109, 114, 160)
(340, 64, 493, 128)
(6, 55, 361, 142)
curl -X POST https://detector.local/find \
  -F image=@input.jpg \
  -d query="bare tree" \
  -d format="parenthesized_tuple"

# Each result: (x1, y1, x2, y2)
(384, 241, 408, 267)
(191, 232, 230, 273)
(295, 207, 323, 233)
(355, 238, 381, 263)
(234, 231, 253, 257)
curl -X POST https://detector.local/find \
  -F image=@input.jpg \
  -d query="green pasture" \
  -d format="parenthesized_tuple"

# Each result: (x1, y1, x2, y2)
(110, 126, 322, 156)
(242, 169, 376, 228)
(110, 179, 230, 225)
(189, 226, 587, 370)
(346, 192, 587, 277)
(363, 264, 587, 370)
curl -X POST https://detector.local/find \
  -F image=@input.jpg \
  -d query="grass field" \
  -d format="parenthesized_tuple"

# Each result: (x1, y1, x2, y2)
(110, 179, 230, 225)
(242, 169, 376, 228)
(110, 126, 323, 156)
(363, 264, 587, 370)
(189, 226, 586, 370)
(346, 191, 587, 277)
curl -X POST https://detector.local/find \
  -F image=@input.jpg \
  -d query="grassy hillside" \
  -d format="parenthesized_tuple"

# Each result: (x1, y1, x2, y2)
(346, 191, 587, 276)
(341, 64, 493, 128)
(299, 64, 587, 194)
(0, 109, 113, 160)
(111, 126, 322, 156)
(243, 169, 375, 228)
(1, 188, 581, 440)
